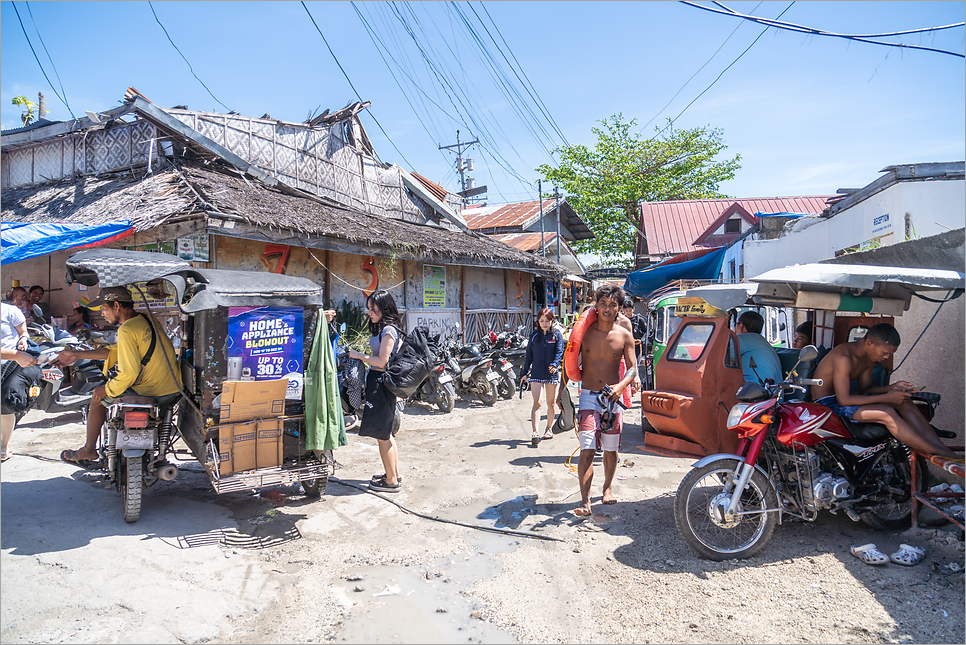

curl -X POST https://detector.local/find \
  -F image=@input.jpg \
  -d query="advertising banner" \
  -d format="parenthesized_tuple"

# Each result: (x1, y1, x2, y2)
(423, 265, 446, 307)
(227, 306, 304, 400)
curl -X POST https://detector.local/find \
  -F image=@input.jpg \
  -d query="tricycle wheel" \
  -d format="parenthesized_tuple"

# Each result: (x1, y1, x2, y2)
(302, 477, 327, 498)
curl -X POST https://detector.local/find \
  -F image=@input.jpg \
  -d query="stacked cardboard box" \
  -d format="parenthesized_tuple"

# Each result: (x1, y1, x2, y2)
(217, 379, 287, 475)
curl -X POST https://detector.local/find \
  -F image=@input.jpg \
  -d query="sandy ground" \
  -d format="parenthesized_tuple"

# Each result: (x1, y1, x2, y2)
(1, 387, 963, 644)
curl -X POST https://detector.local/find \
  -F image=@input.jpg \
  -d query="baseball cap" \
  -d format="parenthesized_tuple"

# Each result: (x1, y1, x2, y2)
(87, 286, 133, 308)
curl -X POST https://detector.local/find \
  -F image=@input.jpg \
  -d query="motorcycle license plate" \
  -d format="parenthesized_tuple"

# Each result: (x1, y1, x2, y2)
(486, 371, 500, 382)
(500, 363, 513, 372)
(116, 428, 155, 450)
(438, 373, 453, 384)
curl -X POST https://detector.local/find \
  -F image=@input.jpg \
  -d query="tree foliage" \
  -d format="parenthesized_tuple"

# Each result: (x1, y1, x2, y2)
(12, 96, 38, 126)
(537, 114, 741, 263)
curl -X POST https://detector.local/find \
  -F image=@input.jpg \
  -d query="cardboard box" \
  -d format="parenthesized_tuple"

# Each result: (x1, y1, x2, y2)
(217, 418, 283, 475)
(220, 379, 287, 423)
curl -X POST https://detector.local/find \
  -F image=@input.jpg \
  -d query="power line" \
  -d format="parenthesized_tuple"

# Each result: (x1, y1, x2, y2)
(300, 1, 416, 170)
(148, 1, 232, 112)
(25, 1, 72, 119)
(681, 1, 965, 58)
(10, 1, 74, 118)
(638, 1, 763, 134)
(656, 2, 796, 140)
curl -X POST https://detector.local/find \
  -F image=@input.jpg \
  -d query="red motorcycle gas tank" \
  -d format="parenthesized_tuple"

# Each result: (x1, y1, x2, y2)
(776, 402, 852, 447)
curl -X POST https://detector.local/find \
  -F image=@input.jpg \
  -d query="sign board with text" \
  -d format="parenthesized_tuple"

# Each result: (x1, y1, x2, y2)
(227, 306, 304, 400)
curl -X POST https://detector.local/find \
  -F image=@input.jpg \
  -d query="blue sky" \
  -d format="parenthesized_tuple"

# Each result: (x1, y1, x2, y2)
(3, 1, 964, 205)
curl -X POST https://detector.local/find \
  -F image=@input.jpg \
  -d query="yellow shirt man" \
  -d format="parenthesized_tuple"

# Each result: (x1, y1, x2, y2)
(104, 311, 182, 399)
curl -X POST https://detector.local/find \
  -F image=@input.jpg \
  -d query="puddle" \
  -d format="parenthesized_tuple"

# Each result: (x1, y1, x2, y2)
(334, 533, 520, 644)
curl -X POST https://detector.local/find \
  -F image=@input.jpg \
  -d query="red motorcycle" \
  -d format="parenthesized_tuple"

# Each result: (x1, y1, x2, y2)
(675, 345, 927, 560)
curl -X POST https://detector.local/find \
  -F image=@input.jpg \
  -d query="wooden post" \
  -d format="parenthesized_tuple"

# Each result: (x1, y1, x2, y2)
(323, 248, 331, 307)
(460, 266, 466, 332)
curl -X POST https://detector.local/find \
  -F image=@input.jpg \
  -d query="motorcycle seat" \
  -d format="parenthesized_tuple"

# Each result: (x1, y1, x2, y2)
(116, 395, 157, 407)
(840, 417, 891, 444)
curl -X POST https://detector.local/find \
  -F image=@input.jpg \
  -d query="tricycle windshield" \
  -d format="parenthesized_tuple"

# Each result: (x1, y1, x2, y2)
(667, 322, 715, 362)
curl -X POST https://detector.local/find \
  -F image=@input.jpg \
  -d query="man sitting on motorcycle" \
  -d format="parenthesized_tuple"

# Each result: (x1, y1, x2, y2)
(54, 287, 183, 468)
(810, 322, 958, 460)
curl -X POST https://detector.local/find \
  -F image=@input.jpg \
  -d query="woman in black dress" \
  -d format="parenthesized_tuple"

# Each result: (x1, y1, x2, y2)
(348, 290, 402, 492)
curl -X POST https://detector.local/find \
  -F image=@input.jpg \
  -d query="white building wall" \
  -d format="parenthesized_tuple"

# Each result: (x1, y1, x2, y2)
(743, 177, 965, 277)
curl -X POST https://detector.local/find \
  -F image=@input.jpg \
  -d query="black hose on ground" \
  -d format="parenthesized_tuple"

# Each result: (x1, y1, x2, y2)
(328, 477, 565, 542)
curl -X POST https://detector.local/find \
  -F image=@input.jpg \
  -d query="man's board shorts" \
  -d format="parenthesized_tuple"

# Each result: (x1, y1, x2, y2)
(815, 394, 860, 423)
(577, 389, 622, 452)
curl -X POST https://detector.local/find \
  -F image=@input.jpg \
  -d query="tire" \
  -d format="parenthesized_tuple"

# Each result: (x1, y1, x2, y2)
(302, 477, 327, 497)
(121, 455, 143, 523)
(859, 451, 927, 531)
(674, 458, 778, 561)
(436, 383, 455, 413)
(496, 374, 516, 400)
(473, 373, 497, 406)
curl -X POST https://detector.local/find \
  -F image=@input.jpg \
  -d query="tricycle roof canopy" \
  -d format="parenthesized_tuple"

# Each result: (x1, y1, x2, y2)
(66, 249, 326, 312)
(684, 263, 965, 314)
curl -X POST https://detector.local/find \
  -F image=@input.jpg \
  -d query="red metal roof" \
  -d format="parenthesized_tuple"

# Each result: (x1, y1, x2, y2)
(410, 171, 449, 203)
(464, 199, 557, 230)
(490, 232, 559, 252)
(640, 196, 834, 257)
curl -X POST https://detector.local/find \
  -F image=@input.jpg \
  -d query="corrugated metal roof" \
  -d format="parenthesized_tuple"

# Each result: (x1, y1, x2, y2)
(641, 196, 833, 257)
(464, 199, 555, 229)
(410, 171, 449, 203)
(490, 232, 559, 252)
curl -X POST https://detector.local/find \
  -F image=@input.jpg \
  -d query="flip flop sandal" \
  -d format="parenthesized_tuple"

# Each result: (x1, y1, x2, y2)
(531, 435, 541, 447)
(890, 544, 926, 566)
(370, 473, 403, 484)
(542, 431, 554, 440)
(850, 543, 890, 566)
(60, 449, 104, 471)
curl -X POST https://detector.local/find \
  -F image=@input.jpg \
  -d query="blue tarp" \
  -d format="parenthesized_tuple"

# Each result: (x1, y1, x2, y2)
(1, 221, 134, 265)
(623, 246, 727, 299)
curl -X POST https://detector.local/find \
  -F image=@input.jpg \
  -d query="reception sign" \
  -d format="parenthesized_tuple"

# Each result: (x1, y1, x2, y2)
(227, 306, 304, 399)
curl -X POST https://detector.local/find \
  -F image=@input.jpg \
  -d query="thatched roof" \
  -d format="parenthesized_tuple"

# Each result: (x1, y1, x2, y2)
(1, 160, 566, 276)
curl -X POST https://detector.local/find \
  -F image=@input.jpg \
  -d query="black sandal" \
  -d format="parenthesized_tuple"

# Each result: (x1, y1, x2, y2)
(369, 479, 401, 493)
(370, 473, 403, 484)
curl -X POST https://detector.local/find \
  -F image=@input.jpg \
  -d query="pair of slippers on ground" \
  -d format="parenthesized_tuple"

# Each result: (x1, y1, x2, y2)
(851, 543, 925, 566)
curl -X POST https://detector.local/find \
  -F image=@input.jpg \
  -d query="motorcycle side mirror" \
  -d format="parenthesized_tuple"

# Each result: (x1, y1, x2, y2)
(339, 322, 346, 334)
(798, 344, 819, 363)
(32, 303, 45, 319)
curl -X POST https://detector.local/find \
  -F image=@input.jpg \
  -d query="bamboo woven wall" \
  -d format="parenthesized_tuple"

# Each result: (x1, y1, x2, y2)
(1, 121, 158, 189)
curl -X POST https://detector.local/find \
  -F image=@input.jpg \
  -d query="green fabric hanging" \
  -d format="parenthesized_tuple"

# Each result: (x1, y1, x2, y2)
(305, 312, 346, 450)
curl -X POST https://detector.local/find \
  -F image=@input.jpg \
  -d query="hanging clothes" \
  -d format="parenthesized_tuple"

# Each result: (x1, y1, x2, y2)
(305, 311, 347, 451)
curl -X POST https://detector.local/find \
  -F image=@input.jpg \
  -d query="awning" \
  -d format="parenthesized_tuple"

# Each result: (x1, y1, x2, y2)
(1, 220, 135, 266)
(624, 247, 726, 299)
(683, 263, 964, 315)
(563, 273, 589, 283)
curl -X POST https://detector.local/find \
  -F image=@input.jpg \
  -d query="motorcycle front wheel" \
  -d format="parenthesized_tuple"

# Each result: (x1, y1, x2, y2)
(120, 455, 143, 523)
(436, 382, 456, 413)
(496, 374, 516, 400)
(473, 373, 497, 406)
(674, 458, 777, 561)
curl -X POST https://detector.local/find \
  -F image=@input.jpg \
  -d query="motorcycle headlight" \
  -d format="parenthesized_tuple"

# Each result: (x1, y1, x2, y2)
(727, 403, 750, 428)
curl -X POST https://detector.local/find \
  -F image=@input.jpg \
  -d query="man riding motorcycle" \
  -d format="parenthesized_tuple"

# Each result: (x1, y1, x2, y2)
(55, 286, 182, 468)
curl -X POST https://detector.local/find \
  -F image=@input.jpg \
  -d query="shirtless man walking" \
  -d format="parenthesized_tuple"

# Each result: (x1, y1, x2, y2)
(811, 322, 958, 459)
(560, 284, 638, 516)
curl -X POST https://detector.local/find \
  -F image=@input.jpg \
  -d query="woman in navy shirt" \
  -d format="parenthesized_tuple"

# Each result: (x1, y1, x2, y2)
(521, 308, 565, 445)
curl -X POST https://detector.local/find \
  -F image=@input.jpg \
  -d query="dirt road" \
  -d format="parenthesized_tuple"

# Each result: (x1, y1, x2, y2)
(1, 390, 963, 643)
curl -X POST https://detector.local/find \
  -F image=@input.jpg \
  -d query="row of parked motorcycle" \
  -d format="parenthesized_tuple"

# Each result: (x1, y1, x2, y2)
(337, 322, 530, 429)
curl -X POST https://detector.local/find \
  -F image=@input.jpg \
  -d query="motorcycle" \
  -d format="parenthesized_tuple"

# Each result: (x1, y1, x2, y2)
(101, 389, 182, 523)
(674, 345, 927, 561)
(24, 312, 103, 420)
(478, 326, 527, 400)
(441, 325, 498, 406)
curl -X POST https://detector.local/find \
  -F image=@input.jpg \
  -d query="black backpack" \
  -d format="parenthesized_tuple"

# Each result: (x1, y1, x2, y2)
(381, 325, 440, 399)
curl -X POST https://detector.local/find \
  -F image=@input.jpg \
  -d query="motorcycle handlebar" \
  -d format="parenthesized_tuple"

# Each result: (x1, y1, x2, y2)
(793, 377, 824, 387)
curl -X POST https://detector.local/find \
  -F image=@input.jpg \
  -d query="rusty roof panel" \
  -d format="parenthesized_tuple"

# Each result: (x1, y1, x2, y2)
(490, 231, 559, 252)
(410, 171, 449, 203)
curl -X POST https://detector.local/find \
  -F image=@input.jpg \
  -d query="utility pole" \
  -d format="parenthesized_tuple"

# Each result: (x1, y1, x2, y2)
(538, 179, 545, 257)
(439, 131, 486, 204)
(554, 185, 561, 265)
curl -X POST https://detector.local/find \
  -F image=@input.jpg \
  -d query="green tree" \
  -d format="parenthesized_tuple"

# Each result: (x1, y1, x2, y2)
(538, 114, 741, 264)
(12, 96, 38, 126)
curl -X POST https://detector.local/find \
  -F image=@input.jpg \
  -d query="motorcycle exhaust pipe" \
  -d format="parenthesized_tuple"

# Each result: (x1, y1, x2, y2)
(155, 464, 179, 481)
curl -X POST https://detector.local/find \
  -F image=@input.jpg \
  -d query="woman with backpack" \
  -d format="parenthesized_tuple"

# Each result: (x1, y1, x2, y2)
(348, 290, 403, 492)
(520, 307, 565, 446)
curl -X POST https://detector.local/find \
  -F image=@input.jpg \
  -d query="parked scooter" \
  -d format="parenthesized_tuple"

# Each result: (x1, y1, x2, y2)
(477, 325, 528, 400)
(441, 325, 498, 406)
